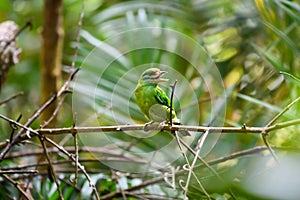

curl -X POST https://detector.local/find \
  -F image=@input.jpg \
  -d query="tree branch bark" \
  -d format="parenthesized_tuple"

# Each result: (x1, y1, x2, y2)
(41, 0, 64, 128)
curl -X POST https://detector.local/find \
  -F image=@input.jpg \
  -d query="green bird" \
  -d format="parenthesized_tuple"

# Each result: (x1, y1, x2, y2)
(135, 68, 190, 136)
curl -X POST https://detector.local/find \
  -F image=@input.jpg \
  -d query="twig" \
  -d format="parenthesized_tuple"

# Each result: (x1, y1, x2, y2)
(261, 130, 279, 163)
(178, 136, 237, 199)
(280, 71, 300, 83)
(169, 80, 177, 125)
(0, 169, 38, 174)
(205, 146, 268, 166)
(71, 0, 85, 69)
(261, 87, 300, 163)
(113, 171, 127, 200)
(101, 176, 164, 200)
(166, 79, 186, 194)
(0, 68, 79, 161)
(266, 95, 300, 127)
(36, 118, 300, 135)
(72, 132, 79, 185)
(2, 20, 32, 52)
(41, 94, 68, 128)
(5, 147, 272, 176)
(1, 174, 33, 200)
(4, 145, 148, 165)
(173, 131, 190, 199)
(0, 92, 23, 106)
(99, 146, 273, 199)
(9, 114, 22, 142)
(1, 158, 108, 172)
(184, 130, 210, 199)
(0, 115, 100, 200)
(39, 135, 64, 199)
(1, 116, 300, 152)
(43, 137, 100, 200)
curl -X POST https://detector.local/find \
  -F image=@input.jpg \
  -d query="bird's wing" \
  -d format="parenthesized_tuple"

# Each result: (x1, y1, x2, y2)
(154, 87, 170, 107)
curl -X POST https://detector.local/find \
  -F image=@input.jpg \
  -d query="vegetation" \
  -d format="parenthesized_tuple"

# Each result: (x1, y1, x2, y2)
(0, 0, 299, 199)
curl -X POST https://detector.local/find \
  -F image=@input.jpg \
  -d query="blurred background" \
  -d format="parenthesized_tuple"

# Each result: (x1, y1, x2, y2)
(0, 0, 299, 199)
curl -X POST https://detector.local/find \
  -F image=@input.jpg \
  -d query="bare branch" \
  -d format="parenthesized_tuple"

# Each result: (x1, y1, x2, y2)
(0, 92, 23, 106)
(36, 118, 300, 135)
(169, 80, 177, 125)
(101, 146, 269, 199)
(71, 0, 85, 69)
(39, 135, 64, 199)
(0, 68, 79, 160)
(1, 174, 33, 200)
(0, 170, 38, 174)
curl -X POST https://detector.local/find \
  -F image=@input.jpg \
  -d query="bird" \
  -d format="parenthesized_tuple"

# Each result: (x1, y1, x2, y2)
(134, 68, 190, 136)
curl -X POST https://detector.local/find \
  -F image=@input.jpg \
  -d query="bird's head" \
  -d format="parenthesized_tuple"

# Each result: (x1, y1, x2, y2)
(139, 68, 168, 85)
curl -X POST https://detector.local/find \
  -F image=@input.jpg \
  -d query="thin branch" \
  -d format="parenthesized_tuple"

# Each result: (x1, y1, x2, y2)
(99, 146, 275, 199)
(39, 135, 64, 199)
(205, 146, 268, 166)
(71, 0, 85, 69)
(280, 71, 300, 83)
(1, 158, 109, 172)
(173, 131, 190, 199)
(113, 171, 127, 200)
(72, 132, 79, 185)
(177, 136, 237, 199)
(9, 114, 22, 142)
(169, 80, 177, 125)
(1, 20, 32, 52)
(0, 68, 79, 161)
(261, 86, 300, 163)
(261, 130, 279, 163)
(1, 114, 300, 153)
(101, 176, 164, 200)
(0, 92, 23, 106)
(4, 145, 148, 165)
(36, 118, 300, 135)
(41, 94, 67, 128)
(266, 95, 300, 127)
(1, 174, 33, 200)
(0, 169, 38, 174)
(43, 137, 100, 200)
(184, 130, 210, 199)
(0, 115, 100, 200)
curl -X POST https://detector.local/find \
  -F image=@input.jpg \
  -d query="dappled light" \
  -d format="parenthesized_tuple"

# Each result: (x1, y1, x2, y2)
(0, 0, 299, 199)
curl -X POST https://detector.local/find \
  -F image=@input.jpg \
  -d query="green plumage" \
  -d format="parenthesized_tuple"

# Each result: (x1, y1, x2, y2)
(135, 68, 190, 136)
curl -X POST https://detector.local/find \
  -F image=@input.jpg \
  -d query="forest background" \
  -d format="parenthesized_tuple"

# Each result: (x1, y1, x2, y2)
(0, 0, 299, 199)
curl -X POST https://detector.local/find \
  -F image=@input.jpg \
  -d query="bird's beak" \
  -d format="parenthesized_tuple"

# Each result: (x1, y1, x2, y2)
(158, 71, 168, 82)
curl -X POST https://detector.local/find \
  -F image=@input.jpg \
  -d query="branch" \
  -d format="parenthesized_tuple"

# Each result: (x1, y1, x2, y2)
(71, 0, 85, 69)
(266, 95, 300, 127)
(1, 174, 33, 200)
(0, 170, 38, 174)
(43, 136, 100, 200)
(0, 68, 79, 160)
(0, 92, 23, 106)
(0, 114, 100, 199)
(1, 20, 32, 53)
(36, 118, 300, 135)
(169, 80, 177, 125)
(1, 115, 300, 153)
(39, 135, 64, 199)
(101, 146, 270, 199)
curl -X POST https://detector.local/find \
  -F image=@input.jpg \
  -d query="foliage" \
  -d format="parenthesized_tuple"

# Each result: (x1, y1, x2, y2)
(0, 0, 300, 199)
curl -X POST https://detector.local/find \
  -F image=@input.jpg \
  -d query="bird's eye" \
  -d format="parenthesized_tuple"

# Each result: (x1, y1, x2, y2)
(153, 70, 160, 76)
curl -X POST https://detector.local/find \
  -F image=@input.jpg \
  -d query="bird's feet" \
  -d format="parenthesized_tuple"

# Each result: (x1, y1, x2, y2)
(144, 121, 154, 132)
